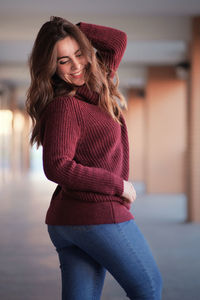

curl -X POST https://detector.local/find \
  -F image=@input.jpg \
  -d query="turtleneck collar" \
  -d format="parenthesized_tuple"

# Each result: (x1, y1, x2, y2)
(75, 84, 99, 105)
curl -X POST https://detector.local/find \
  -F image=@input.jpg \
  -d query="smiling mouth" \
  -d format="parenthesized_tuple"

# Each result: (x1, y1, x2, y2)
(70, 69, 84, 79)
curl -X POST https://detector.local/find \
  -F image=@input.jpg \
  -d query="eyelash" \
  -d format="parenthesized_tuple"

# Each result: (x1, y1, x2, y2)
(59, 54, 82, 65)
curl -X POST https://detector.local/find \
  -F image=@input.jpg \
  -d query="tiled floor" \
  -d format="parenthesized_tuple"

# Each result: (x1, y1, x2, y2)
(1, 174, 200, 300)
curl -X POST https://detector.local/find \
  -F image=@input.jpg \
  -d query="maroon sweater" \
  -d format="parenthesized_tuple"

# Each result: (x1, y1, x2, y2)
(40, 22, 134, 225)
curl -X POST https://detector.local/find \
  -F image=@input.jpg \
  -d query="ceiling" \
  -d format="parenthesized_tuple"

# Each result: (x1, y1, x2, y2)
(0, 0, 199, 103)
(1, 0, 200, 18)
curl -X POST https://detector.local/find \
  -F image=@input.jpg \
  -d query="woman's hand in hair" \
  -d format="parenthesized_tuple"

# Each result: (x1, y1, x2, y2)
(122, 180, 137, 204)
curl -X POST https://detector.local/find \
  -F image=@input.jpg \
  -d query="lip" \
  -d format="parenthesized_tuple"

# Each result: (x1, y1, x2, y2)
(70, 69, 84, 79)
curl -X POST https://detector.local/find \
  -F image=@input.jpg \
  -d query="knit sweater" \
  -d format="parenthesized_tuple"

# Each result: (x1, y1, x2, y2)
(40, 22, 134, 225)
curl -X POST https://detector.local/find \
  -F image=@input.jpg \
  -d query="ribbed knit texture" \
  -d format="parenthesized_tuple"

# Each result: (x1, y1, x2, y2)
(40, 22, 134, 225)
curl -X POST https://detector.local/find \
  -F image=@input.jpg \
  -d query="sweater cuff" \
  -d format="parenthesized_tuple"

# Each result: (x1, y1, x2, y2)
(114, 176, 124, 196)
(76, 22, 92, 36)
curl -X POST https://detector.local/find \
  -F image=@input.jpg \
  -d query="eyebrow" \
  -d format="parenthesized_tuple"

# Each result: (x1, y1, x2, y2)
(57, 49, 81, 61)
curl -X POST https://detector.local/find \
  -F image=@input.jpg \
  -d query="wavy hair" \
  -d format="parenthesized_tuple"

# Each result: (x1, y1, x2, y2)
(26, 16, 127, 148)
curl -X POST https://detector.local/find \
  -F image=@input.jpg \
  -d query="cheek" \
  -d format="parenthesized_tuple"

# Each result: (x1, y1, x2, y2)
(57, 65, 69, 77)
(56, 65, 72, 83)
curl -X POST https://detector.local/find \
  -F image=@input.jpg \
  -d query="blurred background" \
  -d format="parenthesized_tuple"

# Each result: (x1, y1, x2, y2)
(0, 0, 200, 299)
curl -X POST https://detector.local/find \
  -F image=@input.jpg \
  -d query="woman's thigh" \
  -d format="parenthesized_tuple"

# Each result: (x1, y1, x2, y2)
(89, 219, 162, 300)
(48, 225, 106, 300)
(48, 219, 162, 300)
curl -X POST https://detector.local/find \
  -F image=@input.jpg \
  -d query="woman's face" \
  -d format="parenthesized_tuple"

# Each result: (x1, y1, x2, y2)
(56, 36, 87, 86)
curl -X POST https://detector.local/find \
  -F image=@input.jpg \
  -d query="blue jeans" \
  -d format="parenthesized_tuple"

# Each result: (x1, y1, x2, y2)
(48, 220, 162, 300)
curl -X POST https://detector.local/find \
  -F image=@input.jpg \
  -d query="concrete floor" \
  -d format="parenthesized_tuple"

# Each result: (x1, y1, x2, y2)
(0, 174, 200, 300)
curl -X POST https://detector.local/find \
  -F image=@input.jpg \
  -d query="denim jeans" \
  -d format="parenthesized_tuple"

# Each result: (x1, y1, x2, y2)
(48, 219, 162, 300)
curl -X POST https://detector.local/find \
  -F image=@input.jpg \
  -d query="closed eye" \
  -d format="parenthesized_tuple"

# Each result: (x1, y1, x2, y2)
(59, 60, 70, 65)
(59, 53, 82, 64)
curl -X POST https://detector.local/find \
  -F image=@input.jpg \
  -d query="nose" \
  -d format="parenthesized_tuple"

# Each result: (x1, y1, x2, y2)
(71, 58, 80, 71)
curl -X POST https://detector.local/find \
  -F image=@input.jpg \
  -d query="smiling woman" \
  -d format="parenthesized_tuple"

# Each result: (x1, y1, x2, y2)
(25, 16, 162, 300)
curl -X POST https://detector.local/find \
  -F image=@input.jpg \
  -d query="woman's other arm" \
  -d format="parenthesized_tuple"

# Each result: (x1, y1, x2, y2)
(41, 97, 124, 197)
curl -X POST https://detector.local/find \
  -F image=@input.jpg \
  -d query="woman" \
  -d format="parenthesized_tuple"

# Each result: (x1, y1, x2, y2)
(26, 16, 162, 300)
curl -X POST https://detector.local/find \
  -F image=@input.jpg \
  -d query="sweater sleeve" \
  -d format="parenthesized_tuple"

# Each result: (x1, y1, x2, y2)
(41, 97, 124, 196)
(77, 22, 127, 78)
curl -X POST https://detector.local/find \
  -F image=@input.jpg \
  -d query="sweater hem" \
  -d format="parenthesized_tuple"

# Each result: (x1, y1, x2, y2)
(45, 215, 134, 226)
(45, 199, 134, 226)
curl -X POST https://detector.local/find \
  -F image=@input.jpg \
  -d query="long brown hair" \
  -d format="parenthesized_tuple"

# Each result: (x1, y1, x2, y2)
(26, 16, 127, 148)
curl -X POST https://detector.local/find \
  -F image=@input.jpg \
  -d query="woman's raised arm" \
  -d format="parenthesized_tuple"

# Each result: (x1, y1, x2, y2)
(77, 22, 127, 78)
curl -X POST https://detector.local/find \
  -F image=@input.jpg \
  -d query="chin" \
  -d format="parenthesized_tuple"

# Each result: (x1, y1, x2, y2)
(73, 80, 85, 86)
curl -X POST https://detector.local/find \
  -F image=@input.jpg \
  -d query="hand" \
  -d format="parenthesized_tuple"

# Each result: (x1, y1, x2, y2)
(122, 180, 137, 204)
